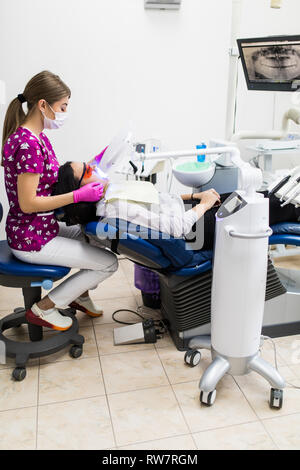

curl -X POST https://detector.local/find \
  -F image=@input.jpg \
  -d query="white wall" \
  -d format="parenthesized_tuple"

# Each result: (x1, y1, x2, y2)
(235, 0, 300, 168)
(1, 0, 300, 240)
(0, 0, 232, 238)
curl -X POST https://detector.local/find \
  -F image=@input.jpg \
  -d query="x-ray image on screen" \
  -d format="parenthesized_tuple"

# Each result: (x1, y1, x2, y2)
(237, 36, 300, 91)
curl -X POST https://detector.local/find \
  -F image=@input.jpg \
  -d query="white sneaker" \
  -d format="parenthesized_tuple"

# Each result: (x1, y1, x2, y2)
(69, 295, 103, 318)
(26, 303, 73, 331)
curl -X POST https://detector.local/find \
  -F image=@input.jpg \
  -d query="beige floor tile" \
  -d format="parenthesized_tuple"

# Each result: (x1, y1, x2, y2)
(263, 413, 300, 449)
(154, 331, 174, 349)
(0, 286, 25, 310)
(40, 326, 97, 364)
(39, 357, 105, 405)
(134, 293, 143, 306)
(2, 323, 29, 338)
(119, 258, 135, 276)
(92, 296, 138, 326)
(260, 339, 288, 367)
(274, 254, 300, 270)
(193, 421, 277, 450)
(288, 363, 300, 378)
(101, 349, 168, 394)
(234, 365, 300, 419)
(37, 396, 115, 450)
(0, 309, 12, 320)
(0, 338, 39, 370)
(119, 434, 197, 450)
(173, 376, 258, 433)
(108, 385, 189, 447)
(94, 323, 154, 355)
(157, 347, 212, 385)
(90, 276, 133, 300)
(0, 366, 39, 411)
(73, 310, 94, 327)
(130, 285, 143, 297)
(0, 406, 37, 450)
(137, 305, 163, 321)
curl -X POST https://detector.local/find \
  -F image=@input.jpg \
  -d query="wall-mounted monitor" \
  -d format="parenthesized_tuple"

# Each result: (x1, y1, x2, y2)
(237, 35, 300, 91)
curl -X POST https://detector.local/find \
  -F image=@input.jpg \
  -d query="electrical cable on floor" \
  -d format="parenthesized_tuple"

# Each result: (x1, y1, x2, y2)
(262, 335, 300, 390)
(112, 305, 167, 337)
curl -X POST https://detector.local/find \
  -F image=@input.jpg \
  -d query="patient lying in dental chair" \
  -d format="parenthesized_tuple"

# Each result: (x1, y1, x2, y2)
(53, 161, 300, 251)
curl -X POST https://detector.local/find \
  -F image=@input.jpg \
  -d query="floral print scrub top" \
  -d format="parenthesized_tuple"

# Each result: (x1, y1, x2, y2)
(3, 127, 59, 252)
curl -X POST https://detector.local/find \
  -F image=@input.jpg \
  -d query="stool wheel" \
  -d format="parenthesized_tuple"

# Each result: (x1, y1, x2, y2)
(70, 345, 83, 359)
(12, 367, 26, 381)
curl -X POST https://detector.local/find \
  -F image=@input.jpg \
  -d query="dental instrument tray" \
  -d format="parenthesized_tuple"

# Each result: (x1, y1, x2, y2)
(256, 140, 300, 151)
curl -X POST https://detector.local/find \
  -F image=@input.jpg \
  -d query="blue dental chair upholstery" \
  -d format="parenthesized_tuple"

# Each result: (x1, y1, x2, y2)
(85, 217, 293, 350)
(269, 222, 300, 246)
(0, 203, 84, 380)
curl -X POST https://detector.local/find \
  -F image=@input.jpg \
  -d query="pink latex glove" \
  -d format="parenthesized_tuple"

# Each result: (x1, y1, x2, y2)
(73, 182, 104, 203)
(94, 146, 109, 165)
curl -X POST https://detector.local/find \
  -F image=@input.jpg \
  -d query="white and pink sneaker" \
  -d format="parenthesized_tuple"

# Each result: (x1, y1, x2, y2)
(69, 295, 103, 318)
(26, 303, 73, 331)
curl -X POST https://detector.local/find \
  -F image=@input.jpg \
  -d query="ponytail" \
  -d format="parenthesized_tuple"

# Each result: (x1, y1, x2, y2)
(1, 70, 71, 166)
(1, 97, 26, 165)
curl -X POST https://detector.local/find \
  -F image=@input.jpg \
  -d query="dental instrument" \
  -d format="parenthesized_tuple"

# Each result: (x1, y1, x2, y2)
(281, 187, 300, 207)
(269, 166, 300, 205)
(280, 178, 300, 206)
(268, 174, 291, 196)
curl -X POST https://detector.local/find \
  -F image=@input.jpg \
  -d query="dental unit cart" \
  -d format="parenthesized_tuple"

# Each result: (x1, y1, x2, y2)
(89, 129, 287, 409)
(130, 138, 286, 408)
(188, 190, 285, 408)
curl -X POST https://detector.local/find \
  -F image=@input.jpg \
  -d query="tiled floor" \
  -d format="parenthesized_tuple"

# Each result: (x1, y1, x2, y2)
(1, 258, 300, 450)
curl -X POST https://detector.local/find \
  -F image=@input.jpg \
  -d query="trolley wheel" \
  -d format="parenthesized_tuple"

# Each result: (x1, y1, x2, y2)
(184, 350, 201, 368)
(200, 389, 217, 406)
(12, 367, 26, 381)
(269, 388, 283, 409)
(70, 345, 83, 359)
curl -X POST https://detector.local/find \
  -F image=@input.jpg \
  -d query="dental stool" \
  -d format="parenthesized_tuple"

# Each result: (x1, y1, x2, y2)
(0, 203, 84, 381)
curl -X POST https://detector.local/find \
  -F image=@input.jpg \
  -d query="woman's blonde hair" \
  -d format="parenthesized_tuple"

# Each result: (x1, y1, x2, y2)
(1, 70, 71, 165)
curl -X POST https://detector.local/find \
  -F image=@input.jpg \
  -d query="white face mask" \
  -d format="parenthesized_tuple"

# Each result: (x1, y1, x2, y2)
(42, 103, 68, 130)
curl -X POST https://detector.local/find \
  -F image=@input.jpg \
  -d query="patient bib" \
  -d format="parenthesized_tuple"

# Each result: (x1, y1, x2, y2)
(105, 181, 159, 205)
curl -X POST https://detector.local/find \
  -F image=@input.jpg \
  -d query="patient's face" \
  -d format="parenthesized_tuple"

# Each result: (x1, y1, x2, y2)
(71, 162, 109, 191)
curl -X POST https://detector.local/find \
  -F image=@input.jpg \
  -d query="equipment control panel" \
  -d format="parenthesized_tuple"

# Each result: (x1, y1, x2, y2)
(217, 192, 247, 219)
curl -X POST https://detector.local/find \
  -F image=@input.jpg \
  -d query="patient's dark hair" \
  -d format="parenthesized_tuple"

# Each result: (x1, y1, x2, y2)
(53, 162, 97, 226)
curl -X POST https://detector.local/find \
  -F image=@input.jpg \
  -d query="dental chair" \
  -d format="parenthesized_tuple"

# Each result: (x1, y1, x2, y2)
(0, 203, 84, 381)
(84, 217, 299, 352)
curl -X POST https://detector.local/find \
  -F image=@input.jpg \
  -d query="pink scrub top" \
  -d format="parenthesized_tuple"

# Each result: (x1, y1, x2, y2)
(3, 126, 60, 252)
